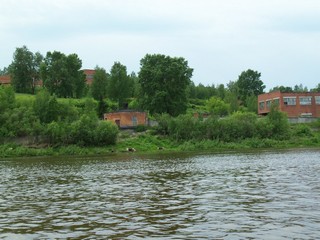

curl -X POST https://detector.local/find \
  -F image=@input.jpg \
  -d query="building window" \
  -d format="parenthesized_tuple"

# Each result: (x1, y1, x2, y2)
(87, 74, 94, 79)
(299, 96, 312, 105)
(283, 97, 296, 106)
(266, 100, 272, 109)
(132, 116, 137, 126)
(273, 98, 280, 106)
(259, 101, 265, 110)
(315, 96, 320, 105)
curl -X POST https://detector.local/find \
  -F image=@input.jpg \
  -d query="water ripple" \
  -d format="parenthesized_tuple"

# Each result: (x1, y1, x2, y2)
(0, 150, 320, 239)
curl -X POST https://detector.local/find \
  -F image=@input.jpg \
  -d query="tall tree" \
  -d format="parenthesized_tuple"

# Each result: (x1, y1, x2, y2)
(41, 51, 85, 98)
(9, 46, 43, 93)
(107, 62, 131, 108)
(236, 69, 265, 104)
(138, 54, 193, 116)
(91, 66, 108, 101)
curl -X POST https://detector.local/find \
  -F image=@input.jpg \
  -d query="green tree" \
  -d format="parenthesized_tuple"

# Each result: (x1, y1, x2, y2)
(206, 96, 230, 117)
(33, 89, 59, 124)
(216, 84, 226, 100)
(107, 62, 131, 108)
(245, 95, 258, 113)
(0, 67, 9, 75)
(311, 83, 320, 92)
(293, 84, 308, 92)
(270, 86, 293, 93)
(236, 69, 265, 104)
(41, 51, 85, 98)
(9, 46, 43, 93)
(267, 103, 290, 139)
(91, 66, 108, 101)
(138, 54, 193, 116)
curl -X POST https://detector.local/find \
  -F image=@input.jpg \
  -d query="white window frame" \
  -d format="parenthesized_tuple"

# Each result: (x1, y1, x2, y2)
(299, 96, 312, 105)
(315, 96, 320, 105)
(283, 97, 296, 106)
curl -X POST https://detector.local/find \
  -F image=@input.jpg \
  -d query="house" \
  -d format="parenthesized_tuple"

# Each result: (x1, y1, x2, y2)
(258, 91, 320, 122)
(104, 110, 148, 129)
(0, 75, 11, 85)
(83, 69, 95, 85)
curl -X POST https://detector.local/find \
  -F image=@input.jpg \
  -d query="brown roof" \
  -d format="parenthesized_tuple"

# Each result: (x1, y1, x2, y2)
(0, 75, 11, 84)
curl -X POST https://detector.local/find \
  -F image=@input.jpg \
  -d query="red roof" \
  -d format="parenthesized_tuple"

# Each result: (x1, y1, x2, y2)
(0, 75, 11, 84)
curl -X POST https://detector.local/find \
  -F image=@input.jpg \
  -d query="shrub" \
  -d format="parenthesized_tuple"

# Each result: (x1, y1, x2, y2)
(94, 121, 119, 146)
(292, 124, 313, 137)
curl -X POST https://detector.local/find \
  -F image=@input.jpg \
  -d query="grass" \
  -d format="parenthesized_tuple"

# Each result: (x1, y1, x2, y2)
(1, 130, 320, 159)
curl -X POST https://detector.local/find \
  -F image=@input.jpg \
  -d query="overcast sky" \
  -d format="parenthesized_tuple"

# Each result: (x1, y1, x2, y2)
(1, 0, 320, 90)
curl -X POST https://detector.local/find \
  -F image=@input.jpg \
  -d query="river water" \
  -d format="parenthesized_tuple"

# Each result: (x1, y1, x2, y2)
(0, 149, 319, 239)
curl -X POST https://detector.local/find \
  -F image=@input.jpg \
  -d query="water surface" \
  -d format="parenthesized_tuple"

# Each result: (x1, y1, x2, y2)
(1, 149, 320, 239)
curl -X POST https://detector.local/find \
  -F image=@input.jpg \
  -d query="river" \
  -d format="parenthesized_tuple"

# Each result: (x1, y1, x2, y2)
(0, 149, 319, 239)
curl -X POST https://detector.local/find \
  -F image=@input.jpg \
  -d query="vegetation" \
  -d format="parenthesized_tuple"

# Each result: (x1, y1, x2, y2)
(138, 54, 193, 116)
(9, 46, 43, 94)
(40, 51, 86, 98)
(1, 46, 320, 158)
(107, 62, 133, 108)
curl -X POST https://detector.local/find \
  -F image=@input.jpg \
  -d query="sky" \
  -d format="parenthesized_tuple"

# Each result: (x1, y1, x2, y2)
(1, 0, 320, 91)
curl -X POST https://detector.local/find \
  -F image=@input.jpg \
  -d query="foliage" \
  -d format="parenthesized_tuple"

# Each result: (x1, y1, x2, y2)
(154, 110, 292, 143)
(0, 67, 9, 75)
(311, 83, 320, 92)
(9, 46, 43, 94)
(236, 69, 265, 104)
(292, 124, 313, 137)
(0, 86, 15, 112)
(46, 116, 118, 146)
(91, 66, 108, 101)
(266, 104, 290, 139)
(107, 62, 132, 108)
(33, 90, 59, 124)
(206, 96, 230, 117)
(154, 113, 172, 135)
(40, 51, 86, 98)
(270, 86, 293, 93)
(187, 82, 217, 100)
(139, 54, 193, 116)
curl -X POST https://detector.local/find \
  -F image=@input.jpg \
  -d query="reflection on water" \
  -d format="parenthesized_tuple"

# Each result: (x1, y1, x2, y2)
(0, 150, 320, 239)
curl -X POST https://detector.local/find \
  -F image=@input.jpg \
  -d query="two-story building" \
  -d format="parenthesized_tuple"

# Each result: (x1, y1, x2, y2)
(258, 91, 320, 122)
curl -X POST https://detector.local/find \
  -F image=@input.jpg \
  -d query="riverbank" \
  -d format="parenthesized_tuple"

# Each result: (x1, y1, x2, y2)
(1, 131, 320, 158)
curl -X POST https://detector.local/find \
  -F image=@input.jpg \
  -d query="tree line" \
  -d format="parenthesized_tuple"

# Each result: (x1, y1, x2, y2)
(1, 45, 320, 118)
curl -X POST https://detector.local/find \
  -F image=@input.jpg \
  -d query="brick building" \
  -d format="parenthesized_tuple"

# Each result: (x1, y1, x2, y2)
(83, 69, 95, 85)
(0, 75, 11, 86)
(104, 110, 147, 129)
(258, 91, 320, 119)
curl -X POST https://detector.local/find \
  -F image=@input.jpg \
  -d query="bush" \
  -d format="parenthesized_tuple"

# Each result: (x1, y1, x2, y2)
(292, 124, 313, 137)
(94, 121, 118, 146)
(135, 125, 148, 132)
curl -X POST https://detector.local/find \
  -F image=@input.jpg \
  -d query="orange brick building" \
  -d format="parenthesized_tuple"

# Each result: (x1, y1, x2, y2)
(258, 91, 320, 118)
(104, 110, 147, 128)
(0, 75, 11, 85)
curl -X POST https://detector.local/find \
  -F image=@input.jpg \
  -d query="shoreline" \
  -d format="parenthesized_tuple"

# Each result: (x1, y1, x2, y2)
(1, 134, 320, 159)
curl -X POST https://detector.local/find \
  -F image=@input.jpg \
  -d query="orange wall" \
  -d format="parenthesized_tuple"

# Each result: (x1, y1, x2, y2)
(104, 111, 147, 128)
